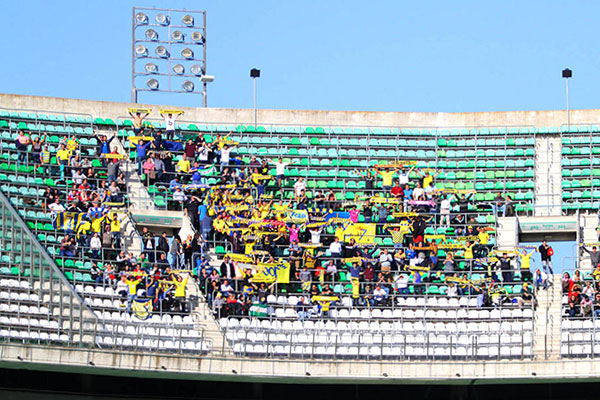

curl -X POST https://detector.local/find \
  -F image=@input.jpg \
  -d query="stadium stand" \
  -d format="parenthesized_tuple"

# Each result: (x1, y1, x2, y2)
(4, 104, 600, 362)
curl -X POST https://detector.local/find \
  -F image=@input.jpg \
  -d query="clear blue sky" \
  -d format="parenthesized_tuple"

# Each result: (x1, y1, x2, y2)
(1, 0, 598, 112)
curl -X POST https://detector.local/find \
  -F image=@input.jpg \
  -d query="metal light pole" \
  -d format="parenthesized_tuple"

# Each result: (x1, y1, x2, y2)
(250, 68, 261, 127)
(562, 68, 572, 128)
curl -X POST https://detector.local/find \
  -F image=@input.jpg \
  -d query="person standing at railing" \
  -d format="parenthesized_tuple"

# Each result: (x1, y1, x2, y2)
(439, 194, 453, 227)
(200, 212, 213, 248)
(39, 144, 52, 176)
(15, 130, 30, 164)
(135, 139, 152, 175)
(377, 167, 397, 197)
(94, 132, 116, 167)
(30, 133, 46, 171)
(141, 227, 155, 262)
(581, 245, 600, 270)
(167, 236, 182, 269)
(538, 240, 554, 279)
(355, 169, 375, 196)
(219, 144, 235, 172)
(129, 110, 149, 135)
(172, 273, 189, 313)
(90, 232, 102, 259)
(498, 253, 513, 284)
(56, 143, 71, 180)
(162, 112, 181, 141)
(125, 274, 140, 313)
(176, 154, 191, 182)
(268, 157, 292, 189)
(109, 212, 123, 250)
(415, 169, 441, 190)
(153, 154, 165, 183)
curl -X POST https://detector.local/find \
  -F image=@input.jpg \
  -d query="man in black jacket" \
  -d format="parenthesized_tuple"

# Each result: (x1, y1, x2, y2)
(538, 240, 554, 276)
(220, 256, 235, 284)
(157, 232, 170, 258)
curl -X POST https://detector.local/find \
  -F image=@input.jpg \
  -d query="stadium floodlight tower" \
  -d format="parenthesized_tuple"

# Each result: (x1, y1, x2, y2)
(131, 7, 214, 106)
(562, 68, 572, 128)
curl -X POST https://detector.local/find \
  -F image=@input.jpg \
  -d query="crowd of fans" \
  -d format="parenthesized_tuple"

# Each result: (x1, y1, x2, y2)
(13, 126, 194, 316)
(10, 116, 548, 320)
(120, 119, 543, 319)
(563, 245, 600, 319)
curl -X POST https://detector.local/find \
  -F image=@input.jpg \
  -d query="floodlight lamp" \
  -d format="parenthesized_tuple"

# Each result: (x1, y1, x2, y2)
(190, 64, 204, 76)
(135, 45, 148, 57)
(155, 13, 169, 25)
(147, 79, 159, 90)
(155, 46, 169, 58)
(200, 75, 215, 83)
(145, 63, 158, 74)
(172, 64, 185, 75)
(250, 68, 261, 78)
(145, 29, 158, 41)
(135, 12, 148, 25)
(182, 81, 195, 92)
(191, 31, 204, 43)
(181, 48, 194, 59)
(562, 68, 572, 79)
(182, 14, 194, 26)
(171, 30, 184, 42)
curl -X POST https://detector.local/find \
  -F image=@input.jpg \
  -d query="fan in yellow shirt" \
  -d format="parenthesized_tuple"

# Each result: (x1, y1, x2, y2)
(377, 169, 397, 188)
(177, 155, 191, 173)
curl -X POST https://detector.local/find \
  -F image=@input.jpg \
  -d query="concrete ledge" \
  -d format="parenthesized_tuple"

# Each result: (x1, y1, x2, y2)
(3, 343, 600, 385)
(2, 93, 600, 129)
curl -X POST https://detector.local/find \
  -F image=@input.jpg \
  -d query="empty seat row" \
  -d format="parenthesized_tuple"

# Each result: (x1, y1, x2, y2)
(221, 318, 533, 334)
(1, 329, 69, 342)
(95, 336, 210, 352)
(233, 343, 532, 359)
(226, 330, 533, 346)
(0, 303, 49, 315)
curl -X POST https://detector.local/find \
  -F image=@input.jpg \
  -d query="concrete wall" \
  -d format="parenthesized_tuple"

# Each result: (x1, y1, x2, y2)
(3, 343, 600, 384)
(1, 93, 599, 128)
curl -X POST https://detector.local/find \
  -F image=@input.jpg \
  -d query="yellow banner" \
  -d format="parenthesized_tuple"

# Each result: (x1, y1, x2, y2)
(225, 205, 250, 212)
(407, 265, 431, 272)
(128, 108, 151, 114)
(343, 257, 364, 264)
(305, 222, 329, 229)
(343, 223, 376, 244)
(251, 174, 272, 181)
(392, 212, 418, 218)
(225, 253, 253, 263)
(425, 234, 446, 240)
(456, 236, 478, 241)
(102, 153, 125, 159)
(491, 249, 520, 255)
(437, 244, 465, 249)
(374, 161, 416, 168)
(312, 295, 339, 302)
(369, 197, 400, 204)
(252, 262, 291, 284)
(160, 109, 184, 115)
(129, 136, 155, 145)
(299, 243, 321, 249)
(284, 209, 309, 223)
(474, 257, 499, 264)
